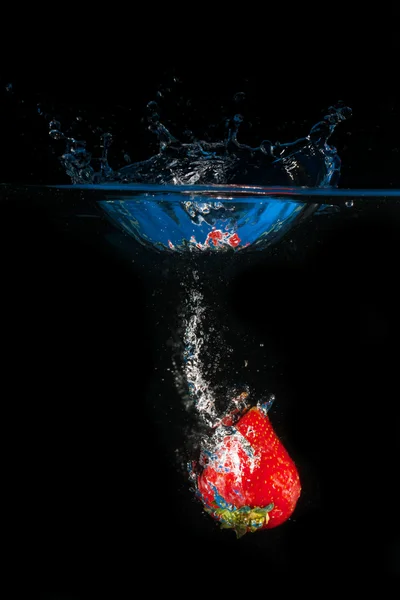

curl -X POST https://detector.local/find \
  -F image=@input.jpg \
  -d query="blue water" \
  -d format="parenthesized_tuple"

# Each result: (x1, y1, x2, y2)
(47, 183, 400, 199)
(40, 102, 373, 252)
(43, 184, 400, 252)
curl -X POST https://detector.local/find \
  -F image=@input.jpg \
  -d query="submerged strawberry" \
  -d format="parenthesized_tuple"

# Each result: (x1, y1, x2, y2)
(195, 400, 301, 537)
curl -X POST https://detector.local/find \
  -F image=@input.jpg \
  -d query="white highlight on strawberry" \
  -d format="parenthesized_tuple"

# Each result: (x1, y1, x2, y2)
(205, 430, 261, 497)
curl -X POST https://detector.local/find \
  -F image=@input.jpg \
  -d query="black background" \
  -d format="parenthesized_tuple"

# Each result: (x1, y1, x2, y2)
(1, 6, 400, 597)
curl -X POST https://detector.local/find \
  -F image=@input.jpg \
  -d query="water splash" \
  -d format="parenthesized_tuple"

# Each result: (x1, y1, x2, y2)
(49, 100, 351, 189)
(45, 95, 352, 519)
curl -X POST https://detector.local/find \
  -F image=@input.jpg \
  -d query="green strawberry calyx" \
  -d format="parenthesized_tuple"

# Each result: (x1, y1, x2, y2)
(205, 502, 275, 538)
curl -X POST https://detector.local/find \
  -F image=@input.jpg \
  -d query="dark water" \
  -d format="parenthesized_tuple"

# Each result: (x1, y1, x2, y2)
(1, 184, 399, 588)
(1, 63, 400, 594)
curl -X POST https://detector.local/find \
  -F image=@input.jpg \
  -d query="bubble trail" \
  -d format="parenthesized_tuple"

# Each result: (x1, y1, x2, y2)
(181, 286, 218, 427)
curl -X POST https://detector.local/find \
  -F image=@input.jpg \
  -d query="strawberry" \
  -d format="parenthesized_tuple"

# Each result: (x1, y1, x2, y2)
(195, 400, 301, 537)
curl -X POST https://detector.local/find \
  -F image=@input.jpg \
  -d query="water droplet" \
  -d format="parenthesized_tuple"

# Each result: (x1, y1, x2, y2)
(233, 114, 244, 126)
(233, 91, 246, 104)
(79, 166, 95, 181)
(147, 100, 158, 111)
(5, 83, 13, 92)
(49, 129, 65, 140)
(345, 199, 354, 208)
(49, 120, 61, 130)
(102, 132, 113, 148)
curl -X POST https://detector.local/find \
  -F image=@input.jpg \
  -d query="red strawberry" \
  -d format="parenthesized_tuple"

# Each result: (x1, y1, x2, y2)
(195, 401, 301, 537)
